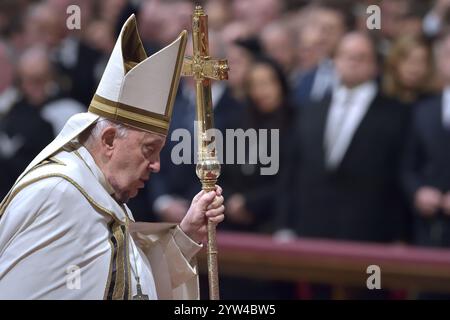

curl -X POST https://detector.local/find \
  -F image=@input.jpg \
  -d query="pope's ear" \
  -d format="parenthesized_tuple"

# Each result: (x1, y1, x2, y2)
(101, 127, 118, 151)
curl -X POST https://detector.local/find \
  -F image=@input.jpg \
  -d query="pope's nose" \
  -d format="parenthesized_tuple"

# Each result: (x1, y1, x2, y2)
(148, 158, 160, 173)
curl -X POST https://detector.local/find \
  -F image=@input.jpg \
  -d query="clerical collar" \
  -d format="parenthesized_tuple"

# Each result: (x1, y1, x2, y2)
(75, 145, 115, 196)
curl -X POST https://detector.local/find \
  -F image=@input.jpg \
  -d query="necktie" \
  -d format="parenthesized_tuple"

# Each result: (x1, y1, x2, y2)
(442, 93, 450, 130)
(325, 90, 353, 168)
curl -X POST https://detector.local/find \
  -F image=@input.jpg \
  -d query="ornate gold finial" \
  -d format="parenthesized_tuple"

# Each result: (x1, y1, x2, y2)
(194, 5, 204, 15)
(180, 5, 230, 301)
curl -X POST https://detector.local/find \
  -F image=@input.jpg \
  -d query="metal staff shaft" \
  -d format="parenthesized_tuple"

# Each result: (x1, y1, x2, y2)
(182, 5, 229, 300)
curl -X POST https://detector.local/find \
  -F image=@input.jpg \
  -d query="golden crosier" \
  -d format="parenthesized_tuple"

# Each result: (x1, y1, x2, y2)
(181, 5, 229, 300)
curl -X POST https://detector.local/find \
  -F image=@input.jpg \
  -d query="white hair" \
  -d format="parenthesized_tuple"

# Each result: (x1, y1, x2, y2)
(81, 117, 129, 148)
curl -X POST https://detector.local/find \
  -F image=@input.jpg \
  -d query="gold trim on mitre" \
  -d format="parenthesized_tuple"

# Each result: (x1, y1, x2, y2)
(165, 30, 188, 127)
(89, 94, 170, 135)
(88, 14, 187, 136)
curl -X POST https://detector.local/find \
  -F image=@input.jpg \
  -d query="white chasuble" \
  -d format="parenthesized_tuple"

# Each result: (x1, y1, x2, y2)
(0, 146, 202, 299)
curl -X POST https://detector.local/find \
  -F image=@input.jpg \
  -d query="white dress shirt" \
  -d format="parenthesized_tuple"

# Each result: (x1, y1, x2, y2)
(442, 87, 450, 129)
(310, 59, 336, 102)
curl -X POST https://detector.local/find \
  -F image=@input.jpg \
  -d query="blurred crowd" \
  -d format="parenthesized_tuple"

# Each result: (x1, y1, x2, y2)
(2, 0, 450, 298)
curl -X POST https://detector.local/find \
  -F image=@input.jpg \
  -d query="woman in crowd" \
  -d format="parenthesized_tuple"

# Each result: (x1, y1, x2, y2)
(382, 35, 437, 105)
(221, 56, 295, 234)
(218, 56, 296, 299)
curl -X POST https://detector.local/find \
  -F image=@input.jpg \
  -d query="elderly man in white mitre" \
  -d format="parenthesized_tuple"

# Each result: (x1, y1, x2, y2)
(0, 15, 225, 300)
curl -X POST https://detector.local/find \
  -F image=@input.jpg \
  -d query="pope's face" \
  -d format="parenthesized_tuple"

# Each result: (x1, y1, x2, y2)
(107, 129, 165, 203)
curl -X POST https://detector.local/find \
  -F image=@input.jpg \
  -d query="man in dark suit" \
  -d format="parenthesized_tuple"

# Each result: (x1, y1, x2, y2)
(278, 32, 409, 243)
(292, 3, 348, 107)
(401, 32, 450, 248)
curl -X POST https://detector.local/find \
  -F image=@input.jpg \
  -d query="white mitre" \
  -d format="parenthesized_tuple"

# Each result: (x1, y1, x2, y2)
(17, 14, 187, 182)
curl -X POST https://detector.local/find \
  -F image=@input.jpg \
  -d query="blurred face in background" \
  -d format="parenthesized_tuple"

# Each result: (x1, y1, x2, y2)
(226, 44, 253, 97)
(221, 21, 253, 45)
(25, 4, 65, 49)
(85, 20, 114, 54)
(158, 1, 193, 45)
(437, 36, 450, 85)
(261, 24, 296, 73)
(297, 23, 327, 71)
(397, 15, 423, 39)
(380, 0, 410, 40)
(99, 0, 127, 25)
(334, 33, 377, 88)
(205, 0, 231, 30)
(138, 0, 164, 45)
(0, 44, 14, 93)
(312, 8, 347, 58)
(232, 0, 282, 34)
(397, 45, 430, 89)
(247, 63, 283, 113)
(18, 48, 53, 106)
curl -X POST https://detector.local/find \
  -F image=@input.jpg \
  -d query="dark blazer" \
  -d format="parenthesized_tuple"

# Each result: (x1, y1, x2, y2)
(54, 40, 102, 106)
(401, 94, 450, 247)
(0, 100, 55, 199)
(293, 67, 317, 107)
(220, 102, 295, 233)
(293, 62, 334, 108)
(278, 92, 410, 243)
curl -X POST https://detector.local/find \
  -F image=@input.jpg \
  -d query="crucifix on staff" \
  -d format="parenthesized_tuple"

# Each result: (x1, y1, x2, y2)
(182, 5, 229, 300)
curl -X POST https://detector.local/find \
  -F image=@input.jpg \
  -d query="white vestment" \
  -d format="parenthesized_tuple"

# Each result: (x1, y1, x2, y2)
(0, 124, 202, 299)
